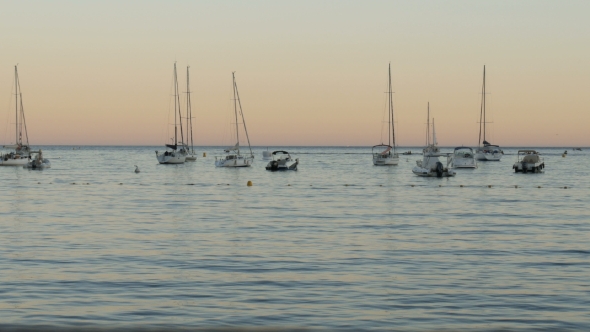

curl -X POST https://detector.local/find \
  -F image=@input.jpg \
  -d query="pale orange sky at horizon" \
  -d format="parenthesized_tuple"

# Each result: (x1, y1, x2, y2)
(0, 1, 588, 147)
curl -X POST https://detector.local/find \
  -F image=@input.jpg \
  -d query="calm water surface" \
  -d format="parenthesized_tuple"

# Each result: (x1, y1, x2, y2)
(0, 146, 588, 330)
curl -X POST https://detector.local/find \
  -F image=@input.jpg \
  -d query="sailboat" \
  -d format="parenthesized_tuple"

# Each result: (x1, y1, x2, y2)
(181, 66, 197, 161)
(215, 72, 254, 167)
(1, 65, 33, 166)
(475, 66, 503, 161)
(156, 63, 186, 164)
(412, 103, 456, 177)
(372, 63, 399, 166)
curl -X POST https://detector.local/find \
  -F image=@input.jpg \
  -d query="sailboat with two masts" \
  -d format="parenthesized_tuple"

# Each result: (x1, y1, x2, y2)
(1, 65, 33, 166)
(372, 63, 399, 166)
(475, 65, 503, 161)
(215, 72, 254, 167)
(156, 63, 186, 164)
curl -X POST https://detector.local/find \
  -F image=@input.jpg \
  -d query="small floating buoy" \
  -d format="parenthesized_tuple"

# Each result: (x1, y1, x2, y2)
(287, 184, 291, 186)
(411, 185, 415, 187)
(203, 152, 207, 157)
(38, 182, 41, 184)
(488, 185, 492, 188)
(439, 184, 442, 187)
(71, 182, 76, 185)
(379, 184, 383, 187)
(460, 185, 463, 187)
(564, 186, 568, 189)
(247, 181, 252, 187)
(119, 183, 123, 185)
(562, 154, 566, 158)
(538, 186, 541, 188)
(514, 185, 518, 188)
(345, 184, 349, 186)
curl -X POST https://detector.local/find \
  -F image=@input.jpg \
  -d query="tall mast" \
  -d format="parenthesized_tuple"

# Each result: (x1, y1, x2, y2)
(174, 63, 184, 148)
(173, 63, 177, 147)
(478, 65, 485, 146)
(186, 66, 194, 152)
(234, 75, 253, 157)
(427, 102, 430, 146)
(15, 66, 19, 145)
(232, 72, 240, 154)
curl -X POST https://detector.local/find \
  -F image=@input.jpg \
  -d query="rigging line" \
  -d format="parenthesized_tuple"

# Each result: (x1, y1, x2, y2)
(174, 63, 184, 147)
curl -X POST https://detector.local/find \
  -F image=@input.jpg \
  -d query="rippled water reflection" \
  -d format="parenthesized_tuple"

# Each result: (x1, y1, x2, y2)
(0, 146, 588, 330)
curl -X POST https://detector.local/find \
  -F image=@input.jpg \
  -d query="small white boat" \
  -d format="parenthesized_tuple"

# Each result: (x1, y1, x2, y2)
(1, 66, 32, 167)
(475, 66, 503, 161)
(156, 63, 186, 164)
(372, 63, 399, 166)
(412, 103, 456, 177)
(24, 150, 51, 169)
(215, 72, 254, 168)
(413, 153, 456, 177)
(452, 146, 477, 169)
(513, 150, 545, 173)
(265, 151, 298, 171)
(372, 145, 399, 165)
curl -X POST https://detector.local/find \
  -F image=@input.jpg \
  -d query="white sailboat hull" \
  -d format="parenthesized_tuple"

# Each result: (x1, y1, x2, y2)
(215, 155, 253, 167)
(475, 151, 502, 161)
(185, 154, 197, 161)
(0, 158, 29, 166)
(156, 151, 186, 164)
(373, 154, 399, 166)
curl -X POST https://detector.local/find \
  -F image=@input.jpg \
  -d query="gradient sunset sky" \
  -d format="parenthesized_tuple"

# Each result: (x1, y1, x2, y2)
(0, 0, 588, 146)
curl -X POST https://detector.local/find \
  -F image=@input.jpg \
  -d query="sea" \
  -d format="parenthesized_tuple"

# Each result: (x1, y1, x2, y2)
(0, 146, 588, 331)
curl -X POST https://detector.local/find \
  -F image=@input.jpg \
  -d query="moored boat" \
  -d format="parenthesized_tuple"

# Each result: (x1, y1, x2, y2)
(265, 151, 298, 171)
(513, 150, 544, 173)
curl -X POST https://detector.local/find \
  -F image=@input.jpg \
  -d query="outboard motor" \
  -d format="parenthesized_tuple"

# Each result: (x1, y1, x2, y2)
(269, 160, 279, 171)
(435, 161, 444, 178)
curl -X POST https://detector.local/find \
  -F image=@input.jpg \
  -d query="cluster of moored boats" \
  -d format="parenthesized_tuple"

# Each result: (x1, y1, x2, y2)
(0, 64, 572, 174)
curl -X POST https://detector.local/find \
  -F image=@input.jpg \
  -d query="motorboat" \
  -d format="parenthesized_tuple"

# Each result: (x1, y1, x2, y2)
(1, 66, 33, 166)
(156, 63, 187, 164)
(265, 151, 298, 171)
(475, 66, 503, 161)
(412, 103, 456, 177)
(513, 150, 544, 173)
(24, 150, 51, 169)
(215, 72, 254, 167)
(371, 63, 399, 166)
(413, 153, 456, 177)
(452, 146, 477, 169)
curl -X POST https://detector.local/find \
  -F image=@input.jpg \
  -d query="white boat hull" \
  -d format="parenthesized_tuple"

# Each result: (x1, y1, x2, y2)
(452, 157, 477, 168)
(185, 155, 197, 161)
(156, 151, 186, 164)
(0, 158, 29, 166)
(215, 155, 253, 167)
(513, 161, 544, 173)
(475, 151, 502, 161)
(412, 166, 456, 177)
(24, 160, 51, 169)
(373, 154, 399, 166)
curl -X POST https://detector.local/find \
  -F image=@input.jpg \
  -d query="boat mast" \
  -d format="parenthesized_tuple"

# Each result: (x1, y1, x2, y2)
(478, 65, 485, 147)
(186, 66, 194, 153)
(174, 63, 184, 149)
(15, 66, 19, 145)
(426, 102, 430, 146)
(388, 63, 396, 152)
(233, 74, 253, 157)
(232, 72, 240, 155)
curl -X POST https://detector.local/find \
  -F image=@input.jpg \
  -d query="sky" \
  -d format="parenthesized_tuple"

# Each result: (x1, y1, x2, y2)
(0, 0, 588, 147)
